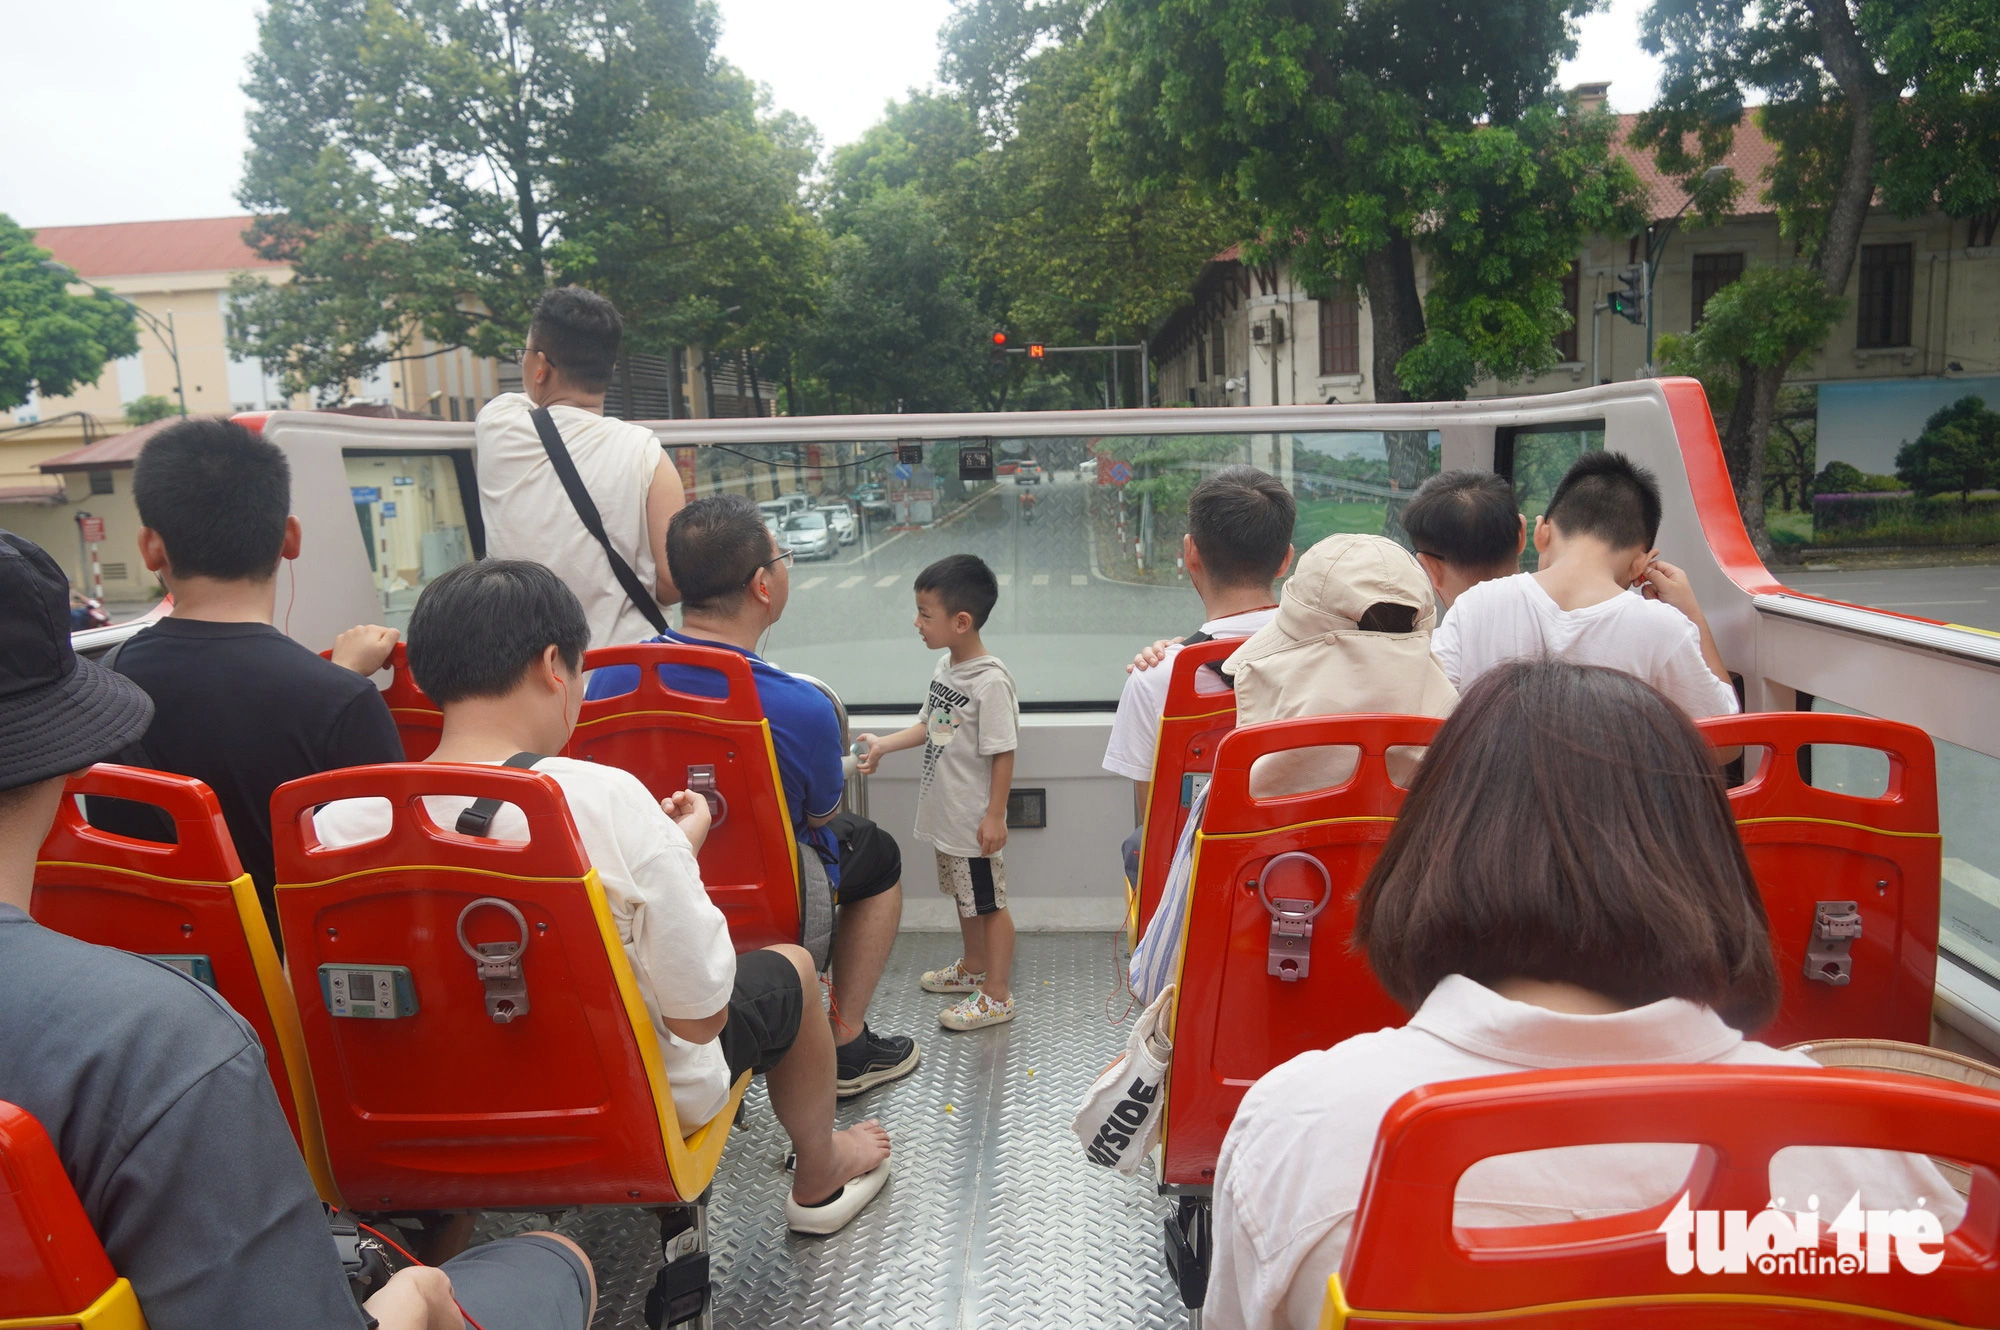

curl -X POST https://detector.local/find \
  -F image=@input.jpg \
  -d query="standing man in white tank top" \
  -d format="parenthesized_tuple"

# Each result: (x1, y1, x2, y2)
(476, 286, 684, 646)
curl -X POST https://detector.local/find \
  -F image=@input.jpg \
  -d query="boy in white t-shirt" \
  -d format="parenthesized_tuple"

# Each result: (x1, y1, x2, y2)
(312, 560, 892, 1236)
(1431, 451, 1738, 721)
(857, 556, 1021, 1032)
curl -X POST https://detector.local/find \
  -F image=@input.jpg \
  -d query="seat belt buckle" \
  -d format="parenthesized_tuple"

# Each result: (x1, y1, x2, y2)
(1255, 852, 1335, 983)
(1805, 899, 1862, 986)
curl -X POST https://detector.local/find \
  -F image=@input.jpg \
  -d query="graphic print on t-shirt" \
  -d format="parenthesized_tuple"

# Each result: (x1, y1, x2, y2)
(919, 676, 973, 800)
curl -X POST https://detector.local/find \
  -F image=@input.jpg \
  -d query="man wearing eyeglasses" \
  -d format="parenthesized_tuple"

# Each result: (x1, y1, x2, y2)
(476, 286, 684, 648)
(587, 495, 922, 1099)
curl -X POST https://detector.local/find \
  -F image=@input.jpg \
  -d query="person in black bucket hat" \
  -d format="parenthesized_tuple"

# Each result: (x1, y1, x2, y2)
(0, 529, 154, 786)
(0, 527, 599, 1330)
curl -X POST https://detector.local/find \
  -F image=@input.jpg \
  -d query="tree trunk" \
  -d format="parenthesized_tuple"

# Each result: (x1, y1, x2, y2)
(1363, 228, 1427, 403)
(1723, 362, 1784, 552)
(1380, 432, 1434, 546)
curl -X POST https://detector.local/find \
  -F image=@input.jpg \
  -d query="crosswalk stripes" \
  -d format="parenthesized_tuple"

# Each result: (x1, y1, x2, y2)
(838, 575, 865, 588)
(996, 573, 1012, 586)
(1070, 574, 1088, 586)
(806, 569, 1100, 592)
(874, 574, 901, 588)
(797, 576, 827, 590)
(1031, 574, 1050, 586)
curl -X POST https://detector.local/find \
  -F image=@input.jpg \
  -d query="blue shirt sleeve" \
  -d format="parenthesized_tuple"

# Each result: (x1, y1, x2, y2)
(584, 663, 640, 701)
(798, 690, 847, 820)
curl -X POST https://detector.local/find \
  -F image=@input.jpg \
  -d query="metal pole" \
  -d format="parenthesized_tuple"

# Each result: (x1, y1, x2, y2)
(166, 311, 186, 416)
(1591, 301, 1607, 386)
(1642, 227, 1654, 372)
(1140, 339, 1150, 408)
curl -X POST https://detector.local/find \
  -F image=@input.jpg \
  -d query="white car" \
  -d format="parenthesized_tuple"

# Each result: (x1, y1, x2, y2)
(780, 510, 837, 561)
(816, 503, 859, 544)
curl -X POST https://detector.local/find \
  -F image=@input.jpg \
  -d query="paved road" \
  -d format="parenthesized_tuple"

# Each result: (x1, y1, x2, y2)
(1777, 564, 2000, 633)
(763, 472, 1193, 709)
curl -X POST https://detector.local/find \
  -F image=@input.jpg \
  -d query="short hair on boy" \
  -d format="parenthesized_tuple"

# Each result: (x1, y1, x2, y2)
(405, 560, 590, 705)
(1186, 465, 1296, 587)
(528, 285, 622, 393)
(1353, 657, 1778, 1032)
(1399, 470, 1519, 569)
(131, 417, 291, 581)
(915, 553, 999, 629)
(668, 495, 777, 613)
(1544, 450, 1663, 552)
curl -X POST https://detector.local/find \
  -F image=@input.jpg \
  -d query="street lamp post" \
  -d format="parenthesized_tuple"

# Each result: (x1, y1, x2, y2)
(1643, 164, 1733, 370)
(42, 261, 186, 417)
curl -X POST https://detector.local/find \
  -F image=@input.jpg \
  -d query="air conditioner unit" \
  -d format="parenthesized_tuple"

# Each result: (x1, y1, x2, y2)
(1250, 315, 1286, 346)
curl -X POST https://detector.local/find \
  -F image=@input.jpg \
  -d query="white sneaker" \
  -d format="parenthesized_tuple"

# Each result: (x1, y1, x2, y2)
(939, 991, 1015, 1030)
(921, 958, 986, 994)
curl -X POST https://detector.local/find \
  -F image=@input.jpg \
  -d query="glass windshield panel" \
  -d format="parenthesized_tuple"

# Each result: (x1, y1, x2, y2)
(342, 451, 476, 631)
(1502, 421, 1605, 571)
(669, 431, 1439, 708)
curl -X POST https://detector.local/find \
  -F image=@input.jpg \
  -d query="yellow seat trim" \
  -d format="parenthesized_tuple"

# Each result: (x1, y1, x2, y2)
(276, 864, 586, 891)
(584, 867, 747, 1199)
(0, 1277, 148, 1329)
(1735, 816, 1941, 840)
(1321, 1273, 1973, 1329)
(1200, 814, 1399, 843)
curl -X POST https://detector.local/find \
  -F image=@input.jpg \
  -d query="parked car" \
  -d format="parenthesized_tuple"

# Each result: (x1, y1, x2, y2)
(777, 491, 812, 514)
(758, 498, 790, 528)
(1014, 461, 1044, 485)
(1078, 458, 1097, 479)
(816, 503, 859, 545)
(996, 459, 1020, 477)
(780, 510, 837, 561)
(852, 483, 892, 516)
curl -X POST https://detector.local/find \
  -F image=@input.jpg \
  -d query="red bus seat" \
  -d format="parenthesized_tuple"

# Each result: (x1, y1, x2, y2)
(320, 643, 442, 760)
(0, 1102, 147, 1330)
(270, 763, 747, 1212)
(1162, 714, 1441, 1190)
(1131, 639, 1239, 945)
(567, 643, 803, 954)
(1699, 712, 1941, 1047)
(30, 764, 335, 1203)
(1325, 1064, 2000, 1328)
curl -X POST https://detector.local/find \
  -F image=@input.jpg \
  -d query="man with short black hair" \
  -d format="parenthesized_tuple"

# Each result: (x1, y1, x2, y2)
(1102, 465, 1295, 884)
(1398, 469, 1526, 608)
(91, 417, 404, 935)
(588, 495, 921, 1097)
(0, 529, 596, 1330)
(315, 559, 894, 1234)
(476, 285, 684, 647)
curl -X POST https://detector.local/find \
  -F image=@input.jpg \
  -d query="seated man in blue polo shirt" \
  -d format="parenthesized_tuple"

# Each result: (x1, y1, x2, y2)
(587, 494, 919, 1097)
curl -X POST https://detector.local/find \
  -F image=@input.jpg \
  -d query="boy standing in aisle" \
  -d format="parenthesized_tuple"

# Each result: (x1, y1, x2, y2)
(857, 555, 1021, 1031)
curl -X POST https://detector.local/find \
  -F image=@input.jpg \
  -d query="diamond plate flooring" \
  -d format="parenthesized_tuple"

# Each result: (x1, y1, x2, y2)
(478, 932, 1190, 1329)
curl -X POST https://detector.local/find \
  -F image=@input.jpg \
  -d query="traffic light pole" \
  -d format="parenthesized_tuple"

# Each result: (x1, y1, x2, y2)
(1003, 341, 1152, 406)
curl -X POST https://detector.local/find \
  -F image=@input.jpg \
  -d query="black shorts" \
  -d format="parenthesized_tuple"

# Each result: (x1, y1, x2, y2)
(826, 812, 901, 904)
(719, 948, 806, 1082)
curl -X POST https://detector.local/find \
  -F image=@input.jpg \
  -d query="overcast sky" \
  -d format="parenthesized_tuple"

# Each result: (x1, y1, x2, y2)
(3, 0, 1661, 229)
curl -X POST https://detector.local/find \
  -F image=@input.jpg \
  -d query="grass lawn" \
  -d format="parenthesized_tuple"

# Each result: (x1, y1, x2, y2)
(1766, 506, 1813, 547)
(1294, 498, 1391, 548)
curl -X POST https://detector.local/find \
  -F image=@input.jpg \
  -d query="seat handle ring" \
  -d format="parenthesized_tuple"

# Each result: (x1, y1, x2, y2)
(1255, 851, 1334, 921)
(457, 896, 531, 964)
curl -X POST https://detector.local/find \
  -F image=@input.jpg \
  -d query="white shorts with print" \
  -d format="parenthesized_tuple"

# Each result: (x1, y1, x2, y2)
(935, 850, 1007, 919)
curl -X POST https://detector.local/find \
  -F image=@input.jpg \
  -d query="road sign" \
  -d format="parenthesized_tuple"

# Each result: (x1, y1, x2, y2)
(1105, 460, 1132, 485)
(76, 516, 105, 543)
(380, 501, 398, 518)
(351, 486, 381, 503)
(892, 462, 913, 481)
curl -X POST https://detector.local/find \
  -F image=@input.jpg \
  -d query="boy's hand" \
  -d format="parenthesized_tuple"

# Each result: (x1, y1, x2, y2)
(855, 733, 885, 775)
(1641, 558, 1702, 620)
(331, 624, 400, 675)
(1126, 638, 1182, 674)
(663, 789, 712, 852)
(977, 810, 1008, 856)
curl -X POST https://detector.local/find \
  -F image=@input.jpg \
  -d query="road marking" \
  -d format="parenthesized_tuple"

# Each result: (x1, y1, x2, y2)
(1071, 574, 1089, 586)
(1032, 573, 1050, 587)
(1872, 599, 1989, 607)
(996, 573, 1012, 586)
(798, 576, 827, 590)
(839, 575, 865, 589)
(875, 574, 901, 588)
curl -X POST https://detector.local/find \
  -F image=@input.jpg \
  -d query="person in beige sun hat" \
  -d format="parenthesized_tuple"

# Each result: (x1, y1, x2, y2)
(1225, 532, 1457, 796)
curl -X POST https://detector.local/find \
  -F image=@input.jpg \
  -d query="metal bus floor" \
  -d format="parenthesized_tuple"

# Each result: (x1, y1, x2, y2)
(481, 931, 1190, 1329)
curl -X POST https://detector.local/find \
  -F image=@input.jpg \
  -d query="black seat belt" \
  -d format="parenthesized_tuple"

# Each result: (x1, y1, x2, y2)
(456, 753, 549, 837)
(528, 407, 669, 635)
(1180, 629, 1234, 684)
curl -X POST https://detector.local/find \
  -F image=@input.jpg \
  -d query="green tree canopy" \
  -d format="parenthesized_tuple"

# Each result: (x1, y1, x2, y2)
(1897, 395, 2000, 506)
(0, 216, 139, 413)
(122, 394, 180, 425)
(231, 0, 821, 401)
(1096, 0, 1641, 402)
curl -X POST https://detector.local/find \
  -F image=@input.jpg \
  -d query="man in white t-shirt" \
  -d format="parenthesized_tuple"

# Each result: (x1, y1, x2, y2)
(1103, 465, 1295, 886)
(476, 286, 684, 648)
(313, 560, 892, 1236)
(1431, 450, 1738, 721)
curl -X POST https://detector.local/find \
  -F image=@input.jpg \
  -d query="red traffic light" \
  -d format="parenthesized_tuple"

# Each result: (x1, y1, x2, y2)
(991, 331, 1008, 347)
(1028, 343, 1045, 359)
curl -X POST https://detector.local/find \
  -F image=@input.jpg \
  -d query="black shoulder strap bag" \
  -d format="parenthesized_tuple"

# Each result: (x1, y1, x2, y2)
(455, 752, 549, 837)
(528, 407, 669, 636)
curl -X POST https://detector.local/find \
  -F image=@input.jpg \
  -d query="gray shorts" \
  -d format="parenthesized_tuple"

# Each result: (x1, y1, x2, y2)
(936, 850, 1007, 919)
(443, 1233, 591, 1330)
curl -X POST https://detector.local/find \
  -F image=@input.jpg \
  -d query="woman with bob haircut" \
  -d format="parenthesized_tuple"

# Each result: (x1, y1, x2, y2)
(1203, 658, 1959, 1330)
